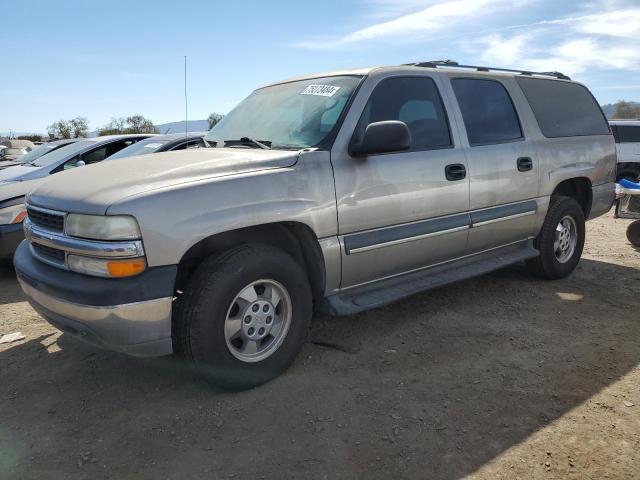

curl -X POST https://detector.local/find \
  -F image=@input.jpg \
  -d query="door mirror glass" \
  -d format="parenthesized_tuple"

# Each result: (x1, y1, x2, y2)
(351, 120, 411, 157)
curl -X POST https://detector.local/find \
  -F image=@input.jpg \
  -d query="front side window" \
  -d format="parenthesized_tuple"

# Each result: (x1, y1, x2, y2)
(452, 78, 523, 146)
(206, 76, 362, 150)
(354, 76, 452, 152)
(108, 139, 169, 159)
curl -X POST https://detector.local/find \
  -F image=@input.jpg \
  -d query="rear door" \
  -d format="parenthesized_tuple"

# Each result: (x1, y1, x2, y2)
(331, 72, 470, 288)
(446, 75, 539, 253)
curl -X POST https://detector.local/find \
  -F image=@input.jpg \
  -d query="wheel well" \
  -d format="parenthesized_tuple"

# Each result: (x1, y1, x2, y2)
(175, 222, 326, 306)
(551, 177, 592, 217)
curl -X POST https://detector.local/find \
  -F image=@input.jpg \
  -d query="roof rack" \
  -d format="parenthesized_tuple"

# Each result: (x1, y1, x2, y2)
(406, 60, 571, 80)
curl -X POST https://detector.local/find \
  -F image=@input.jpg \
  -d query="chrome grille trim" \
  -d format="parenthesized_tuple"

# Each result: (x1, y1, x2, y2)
(24, 218, 145, 264)
(26, 204, 66, 232)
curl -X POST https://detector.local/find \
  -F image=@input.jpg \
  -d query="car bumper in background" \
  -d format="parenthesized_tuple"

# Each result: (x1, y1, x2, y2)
(589, 182, 616, 220)
(13, 241, 177, 357)
(0, 222, 25, 259)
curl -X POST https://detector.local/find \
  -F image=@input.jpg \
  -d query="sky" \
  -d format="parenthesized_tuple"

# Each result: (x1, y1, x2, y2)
(1, 0, 639, 134)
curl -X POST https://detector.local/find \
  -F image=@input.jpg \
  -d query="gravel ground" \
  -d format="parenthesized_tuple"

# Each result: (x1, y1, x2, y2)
(1, 212, 639, 480)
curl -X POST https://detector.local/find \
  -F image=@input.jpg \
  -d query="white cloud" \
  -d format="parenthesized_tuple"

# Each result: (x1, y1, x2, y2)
(295, 0, 519, 49)
(470, 5, 640, 77)
(571, 9, 640, 39)
(476, 33, 533, 64)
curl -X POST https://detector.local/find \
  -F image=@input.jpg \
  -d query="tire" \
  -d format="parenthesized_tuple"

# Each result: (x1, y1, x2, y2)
(627, 220, 640, 247)
(175, 244, 312, 390)
(526, 196, 585, 279)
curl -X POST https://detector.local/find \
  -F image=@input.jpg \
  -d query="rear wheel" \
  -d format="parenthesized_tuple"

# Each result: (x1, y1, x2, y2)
(527, 196, 585, 279)
(175, 244, 312, 390)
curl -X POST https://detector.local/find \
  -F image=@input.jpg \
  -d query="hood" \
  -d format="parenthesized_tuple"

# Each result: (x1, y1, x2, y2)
(0, 177, 44, 203)
(0, 164, 48, 182)
(0, 160, 25, 170)
(28, 148, 300, 214)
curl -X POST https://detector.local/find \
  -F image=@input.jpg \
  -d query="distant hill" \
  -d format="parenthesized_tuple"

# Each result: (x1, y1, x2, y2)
(601, 102, 640, 119)
(154, 119, 209, 134)
(85, 119, 209, 137)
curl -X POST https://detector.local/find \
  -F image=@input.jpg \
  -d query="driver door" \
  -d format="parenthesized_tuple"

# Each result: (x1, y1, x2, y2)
(330, 73, 470, 288)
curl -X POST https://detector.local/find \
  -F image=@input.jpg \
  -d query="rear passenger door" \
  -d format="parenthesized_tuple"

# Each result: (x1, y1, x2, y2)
(448, 76, 539, 253)
(331, 73, 470, 288)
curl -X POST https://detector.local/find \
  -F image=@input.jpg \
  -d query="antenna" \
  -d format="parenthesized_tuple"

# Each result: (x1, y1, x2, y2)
(184, 55, 188, 138)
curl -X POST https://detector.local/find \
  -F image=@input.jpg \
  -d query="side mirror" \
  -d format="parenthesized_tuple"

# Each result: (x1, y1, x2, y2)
(76, 160, 86, 167)
(351, 120, 411, 157)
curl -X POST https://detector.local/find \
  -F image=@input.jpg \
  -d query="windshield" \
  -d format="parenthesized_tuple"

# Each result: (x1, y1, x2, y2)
(30, 140, 94, 167)
(5, 148, 26, 155)
(108, 139, 171, 160)
(205, 75, 362, 150)
(10, 143, 56, 162)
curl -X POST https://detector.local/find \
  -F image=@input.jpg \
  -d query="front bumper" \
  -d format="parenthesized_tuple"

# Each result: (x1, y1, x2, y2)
(14, 241, 177, 357)
(0, 222, 25, 259)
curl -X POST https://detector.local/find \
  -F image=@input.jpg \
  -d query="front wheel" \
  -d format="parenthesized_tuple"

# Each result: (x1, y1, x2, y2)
(526, 196, 585, 279)
(175, 244, 312, 390)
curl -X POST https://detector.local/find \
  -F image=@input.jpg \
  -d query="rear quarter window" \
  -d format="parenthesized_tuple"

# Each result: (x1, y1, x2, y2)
(516, 77, 610, 138)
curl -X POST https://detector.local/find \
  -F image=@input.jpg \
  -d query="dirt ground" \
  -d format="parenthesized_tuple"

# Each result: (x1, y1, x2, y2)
(1, 212, 640, 480)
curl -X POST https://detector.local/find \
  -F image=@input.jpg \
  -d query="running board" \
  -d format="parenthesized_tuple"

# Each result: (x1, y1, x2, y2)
(325, 240, 539, 316)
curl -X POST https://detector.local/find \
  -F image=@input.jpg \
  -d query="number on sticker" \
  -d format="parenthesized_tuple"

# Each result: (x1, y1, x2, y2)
(301, 85, 341, 97)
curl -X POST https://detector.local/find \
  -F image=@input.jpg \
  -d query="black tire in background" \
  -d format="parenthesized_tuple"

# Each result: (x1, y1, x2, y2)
(627, 220, 640, 247)
(174, 244, 312, 390)
(527, 196, 586, 279)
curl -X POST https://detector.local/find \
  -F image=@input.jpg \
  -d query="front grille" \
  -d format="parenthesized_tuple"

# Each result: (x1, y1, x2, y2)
(32, 243, 65, 263)
(27, 207, 64, 232)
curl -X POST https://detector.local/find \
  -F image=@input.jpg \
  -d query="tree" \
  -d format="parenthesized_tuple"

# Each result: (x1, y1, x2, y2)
(125, 115, 158, 134)
(99, 117, 126, 136)
(98, 115, 158, 135)
(47, 117, 89, 139)
(17, 134, 43, 142)
(70, 117, 89, 138)
(612, 100, 640, 119)
(207, 112, 224, 129)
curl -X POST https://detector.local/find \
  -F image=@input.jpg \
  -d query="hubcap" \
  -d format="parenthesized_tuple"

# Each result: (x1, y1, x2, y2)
(224, 279, 292, 363)
(553, 215, 578, 264)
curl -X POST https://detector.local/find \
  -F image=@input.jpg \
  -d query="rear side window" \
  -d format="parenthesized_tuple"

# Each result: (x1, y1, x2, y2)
(451, 78, 523, 146)
(612, 125, 640, 143)
(516, 78, 610, 138)
(355, 76, 452, 152)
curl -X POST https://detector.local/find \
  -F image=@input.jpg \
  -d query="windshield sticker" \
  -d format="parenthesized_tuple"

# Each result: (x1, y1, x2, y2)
(143, 143, 164, 149)
(301, 85, 341, 97)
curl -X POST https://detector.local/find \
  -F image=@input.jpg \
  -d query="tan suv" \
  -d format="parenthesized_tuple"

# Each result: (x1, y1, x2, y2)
(15, 61, 616, 389)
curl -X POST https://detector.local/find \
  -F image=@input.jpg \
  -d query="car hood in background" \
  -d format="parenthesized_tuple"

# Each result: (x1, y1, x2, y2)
(0, 177, 44, 203)
(0, 164, 47, 182)
(28, 148, 301, 214)
(0, 160, 25, 170)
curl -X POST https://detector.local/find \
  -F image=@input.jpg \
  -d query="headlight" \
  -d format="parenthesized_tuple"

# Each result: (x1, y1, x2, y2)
(0, 203, 27, 226)
(67, 255, 146, 278)
(64, 214, 141, 240)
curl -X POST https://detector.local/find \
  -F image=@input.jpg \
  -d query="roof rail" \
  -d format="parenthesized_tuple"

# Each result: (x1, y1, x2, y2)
(406, 60, 571, 80)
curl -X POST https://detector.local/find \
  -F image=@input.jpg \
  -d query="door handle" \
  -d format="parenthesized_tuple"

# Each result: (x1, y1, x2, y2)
(445, 163, 466, 181)
(517, 157, 533, 172)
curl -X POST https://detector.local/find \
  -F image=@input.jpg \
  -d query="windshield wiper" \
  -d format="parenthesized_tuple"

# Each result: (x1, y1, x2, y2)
(224, 137, 272, 150)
